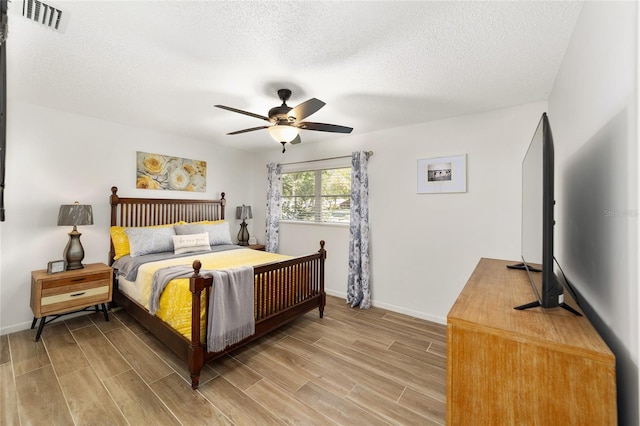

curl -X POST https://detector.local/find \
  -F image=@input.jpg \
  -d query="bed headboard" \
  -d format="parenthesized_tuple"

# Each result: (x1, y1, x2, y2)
(109, 186, 226, 264)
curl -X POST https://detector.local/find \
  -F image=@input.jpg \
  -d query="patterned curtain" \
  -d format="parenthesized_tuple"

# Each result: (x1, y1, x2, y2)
(265, 163, 282, 253)
(347, 151, 371, 309)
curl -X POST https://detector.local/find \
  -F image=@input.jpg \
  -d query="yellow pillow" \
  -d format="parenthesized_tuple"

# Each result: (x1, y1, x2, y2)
(110, 222, 184, 260)
(110, 226, 130, 260)
(190, 220, 225, 225)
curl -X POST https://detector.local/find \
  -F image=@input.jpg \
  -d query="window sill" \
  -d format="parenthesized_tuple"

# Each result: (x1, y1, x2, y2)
(280, 220, 349, 228)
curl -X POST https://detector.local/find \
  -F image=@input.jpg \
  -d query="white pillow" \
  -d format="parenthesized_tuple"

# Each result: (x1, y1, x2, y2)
(125, 227, 176, 257)
(172, 232, 212, 255)
(174, 222, 233, 245)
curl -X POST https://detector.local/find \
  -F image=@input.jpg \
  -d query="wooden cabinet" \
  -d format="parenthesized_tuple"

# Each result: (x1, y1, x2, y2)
(447, 258, 616, 425)
(246, 244, 265, 251)
(30, 263, 113, 340)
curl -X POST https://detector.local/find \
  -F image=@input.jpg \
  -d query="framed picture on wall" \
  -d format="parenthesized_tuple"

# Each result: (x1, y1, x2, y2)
(417, 154, 467, 193)
(136, 151, 207, 192)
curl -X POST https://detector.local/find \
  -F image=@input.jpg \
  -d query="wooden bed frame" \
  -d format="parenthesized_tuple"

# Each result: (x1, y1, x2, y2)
(108, 186, 326, 389)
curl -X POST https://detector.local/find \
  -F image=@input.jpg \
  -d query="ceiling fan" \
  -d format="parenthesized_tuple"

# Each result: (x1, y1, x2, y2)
(215, 89, 353, 152)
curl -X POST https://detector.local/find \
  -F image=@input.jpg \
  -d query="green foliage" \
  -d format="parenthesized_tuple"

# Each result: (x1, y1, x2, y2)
(282, 171, 314, 196)
(282, 167, 351, 223)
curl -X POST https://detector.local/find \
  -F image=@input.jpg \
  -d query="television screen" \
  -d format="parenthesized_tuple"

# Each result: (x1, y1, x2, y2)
(513, 113, 580, 315)
(520, 114, 546, 303)
(519, 113, 563, 309)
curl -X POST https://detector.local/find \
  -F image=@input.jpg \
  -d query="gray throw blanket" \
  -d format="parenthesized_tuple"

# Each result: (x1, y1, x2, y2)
(207, 266, 255, 352)
(150, 265, 255, 352)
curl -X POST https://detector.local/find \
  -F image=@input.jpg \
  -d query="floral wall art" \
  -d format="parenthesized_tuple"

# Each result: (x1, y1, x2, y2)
(136, 151, 207, 192)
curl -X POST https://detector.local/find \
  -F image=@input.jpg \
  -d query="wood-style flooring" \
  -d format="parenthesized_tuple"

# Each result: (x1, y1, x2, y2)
(1, 295, 446, 425)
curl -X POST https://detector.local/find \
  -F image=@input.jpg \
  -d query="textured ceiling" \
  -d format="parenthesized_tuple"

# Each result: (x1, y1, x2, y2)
(7, 0, 583, 152)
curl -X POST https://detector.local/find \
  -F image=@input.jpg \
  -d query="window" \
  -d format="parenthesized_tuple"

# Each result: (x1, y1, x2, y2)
(281, 161, 351, 224)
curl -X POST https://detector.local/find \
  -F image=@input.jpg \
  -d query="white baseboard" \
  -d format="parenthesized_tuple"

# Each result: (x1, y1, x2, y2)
(1, 320, 34, 336)
(324, 289, 446, 325)
(0, 310, 102, 336)
(2, 292, 446, 336)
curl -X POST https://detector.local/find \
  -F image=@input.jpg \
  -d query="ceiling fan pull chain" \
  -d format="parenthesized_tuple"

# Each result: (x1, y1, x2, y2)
(281, 142, 287, 153)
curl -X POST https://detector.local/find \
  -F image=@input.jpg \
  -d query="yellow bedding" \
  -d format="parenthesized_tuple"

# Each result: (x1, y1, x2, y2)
(134, 248, 292, 340)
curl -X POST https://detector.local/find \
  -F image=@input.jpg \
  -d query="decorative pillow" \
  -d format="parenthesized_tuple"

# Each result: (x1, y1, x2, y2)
(172, 232, 212, 255)
(190, 220, 225, 225)
(174, 221, 233, 245)
(125, 227, 176, 257)
(111, 223, 182, 259)
(110, 226, 130, 260)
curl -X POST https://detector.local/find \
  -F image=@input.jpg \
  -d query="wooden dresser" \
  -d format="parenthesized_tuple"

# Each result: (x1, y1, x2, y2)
(447, 258, 616, 425)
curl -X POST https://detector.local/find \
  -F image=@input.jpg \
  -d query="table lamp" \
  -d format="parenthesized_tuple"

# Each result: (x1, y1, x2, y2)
(236, 204, 252, 246)
(57, 202, 93, 270)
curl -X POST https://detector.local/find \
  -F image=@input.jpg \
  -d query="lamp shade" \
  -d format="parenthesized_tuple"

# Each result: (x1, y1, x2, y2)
(58, 203, 93, 227)
(268, 124, 298, 143)
(236, 205, 252, 221)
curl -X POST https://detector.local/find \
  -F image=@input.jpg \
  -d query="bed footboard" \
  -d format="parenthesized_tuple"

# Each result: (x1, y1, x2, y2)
(187, 241, 326, 389)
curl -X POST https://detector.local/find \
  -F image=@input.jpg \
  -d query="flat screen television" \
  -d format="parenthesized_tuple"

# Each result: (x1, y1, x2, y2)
(510, 113, 580, 315)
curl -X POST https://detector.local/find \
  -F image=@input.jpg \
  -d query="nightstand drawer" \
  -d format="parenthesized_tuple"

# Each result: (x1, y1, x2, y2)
(41, 286, 110, 314)
(41, 271, 111, 290)
(42, 284, 110, 304)
(40, 277, 110, 313)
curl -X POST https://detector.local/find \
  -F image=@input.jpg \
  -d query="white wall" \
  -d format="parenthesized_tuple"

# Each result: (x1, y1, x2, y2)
(548, 1, 638, 424)
(0, 101, 256, 334)
(253, 101, 547, 323)
(0, 99, 546, 331)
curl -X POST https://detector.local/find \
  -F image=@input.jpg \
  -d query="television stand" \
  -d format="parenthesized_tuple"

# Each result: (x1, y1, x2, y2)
(447, 258, 616, 424)
(506, 262, 541, 272)
(514, 299, 582, 316)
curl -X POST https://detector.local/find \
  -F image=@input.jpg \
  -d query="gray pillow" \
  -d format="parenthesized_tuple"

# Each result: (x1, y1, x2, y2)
(125, 227, 176, 257)
(174, 221, 233, 245)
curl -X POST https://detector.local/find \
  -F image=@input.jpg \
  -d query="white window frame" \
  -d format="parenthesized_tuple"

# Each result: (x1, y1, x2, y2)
(281, 157, 352, 225)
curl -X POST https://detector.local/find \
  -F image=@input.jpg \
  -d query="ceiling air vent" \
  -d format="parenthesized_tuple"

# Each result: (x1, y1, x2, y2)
(11, 0, 68, 33)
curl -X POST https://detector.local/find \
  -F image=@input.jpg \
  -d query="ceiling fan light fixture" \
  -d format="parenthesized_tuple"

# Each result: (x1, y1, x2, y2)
(215, 89, 352, 149)
(268, 124, 299, 143)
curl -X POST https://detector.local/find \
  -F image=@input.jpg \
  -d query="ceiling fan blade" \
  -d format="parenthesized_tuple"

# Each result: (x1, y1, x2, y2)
(297, 121, 353, 134)
(290, 134, 302, 145)
(288, 98, 326, 121)
(215, 105, 271, 122)
(227, 126, 270, 135)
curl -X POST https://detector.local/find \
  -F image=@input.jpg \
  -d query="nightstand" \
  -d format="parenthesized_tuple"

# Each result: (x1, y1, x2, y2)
(246, 244, 265, 251)
(30, 262, 113, 341)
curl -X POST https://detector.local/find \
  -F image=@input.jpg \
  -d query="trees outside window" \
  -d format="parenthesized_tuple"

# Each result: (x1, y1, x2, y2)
(281, 167, 351, 223)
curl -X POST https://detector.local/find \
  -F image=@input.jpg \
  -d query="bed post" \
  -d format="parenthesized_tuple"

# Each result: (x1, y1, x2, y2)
(188, 260, 206, 390)
(110, 186, 119, 223)
(109, 187, 120, 265)
(318, 240, 326, 318)
(220, 192, 226, 220)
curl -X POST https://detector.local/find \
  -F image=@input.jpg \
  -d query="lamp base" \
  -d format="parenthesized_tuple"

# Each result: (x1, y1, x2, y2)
(66, 263, 85, 270)
(63, 229, 85, 270)
(237, 221, 250, 246)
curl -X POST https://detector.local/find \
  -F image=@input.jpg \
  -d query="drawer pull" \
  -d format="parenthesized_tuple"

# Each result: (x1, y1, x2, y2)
(71, 277, 87, 282)
(70, 292, 86, 297)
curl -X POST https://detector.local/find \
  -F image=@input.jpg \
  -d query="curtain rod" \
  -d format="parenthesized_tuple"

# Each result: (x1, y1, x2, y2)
(277, 151, 373, 166)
